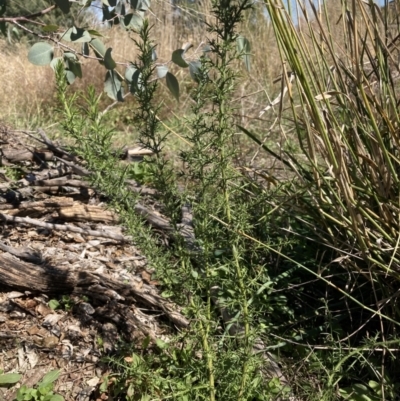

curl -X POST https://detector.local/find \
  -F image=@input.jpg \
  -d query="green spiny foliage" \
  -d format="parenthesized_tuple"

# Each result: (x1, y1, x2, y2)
(53, 3, 296, 400)
(15, 370, 64, 401)
(130, 19, 180, 222)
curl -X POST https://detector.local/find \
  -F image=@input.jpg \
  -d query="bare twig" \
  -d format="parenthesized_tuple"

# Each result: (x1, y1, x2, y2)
(34, 178, 89, 187)
(37, 129, 77, 161)
(53, 156, 91, 176)
(0, 5, 56, 23)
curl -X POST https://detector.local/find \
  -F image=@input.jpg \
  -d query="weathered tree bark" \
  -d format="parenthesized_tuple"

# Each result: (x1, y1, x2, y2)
(0, 213, 129, 242)
(57, 203, 119, 223)
(0, 253, 189, 331)
(1, 147, 54, 163)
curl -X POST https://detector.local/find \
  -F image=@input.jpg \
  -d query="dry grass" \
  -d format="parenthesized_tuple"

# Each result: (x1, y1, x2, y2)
(0, 41, 57, 128)
(0, 0, 280, 138)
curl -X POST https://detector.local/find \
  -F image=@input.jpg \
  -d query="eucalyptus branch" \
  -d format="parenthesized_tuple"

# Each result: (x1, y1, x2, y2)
(0, 5, 56, 23)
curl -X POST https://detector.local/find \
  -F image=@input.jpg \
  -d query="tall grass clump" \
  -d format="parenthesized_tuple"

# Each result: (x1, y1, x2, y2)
(237, 0, 400, 398)
(0, 41, 56, 129)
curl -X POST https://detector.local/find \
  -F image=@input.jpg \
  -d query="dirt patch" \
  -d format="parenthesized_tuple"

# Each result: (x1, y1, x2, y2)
(0, 125, 187, 400)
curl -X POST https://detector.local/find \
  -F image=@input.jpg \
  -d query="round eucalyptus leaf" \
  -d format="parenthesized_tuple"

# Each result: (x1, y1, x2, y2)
(115, 1, 126, 15)
(130, 69, 143, 94)
(182, 42, 193, 53)
(189, 60, 202, 83)
(62, 26, 91, 43)
(156, 65, 168, 79)
(123, 13, 143, 32)
(171, 49, 188, 68)
(82, 42, 90, 57)
(63, 52, 77, 61)
(166, 72, 179, 101)
(66, 58, 82, 78)
(130, 0, 150, 11)
(90, 38, 106, 64)
(236, 35, 250, 53)
(63, 52, 81, 77)
(104, 70, 124, 101)
(28, 42, 54, 66)
(12, 27, 20, 40)
(90, 38, 106, 56)
(50, 57, 64, 71)
(0, 0, 5, 17)
(54, 0, 71, 14)
(104, 48, 116, 70)
(125, 64, 137, 82)
(65, 69, 76, 85)
(0, 21, 6, 36)
(242, 54, 251, 71)
(236, 35, 251, 71)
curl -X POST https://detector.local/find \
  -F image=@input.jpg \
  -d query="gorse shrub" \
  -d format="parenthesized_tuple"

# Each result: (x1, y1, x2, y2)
(52, 0, 316, 399)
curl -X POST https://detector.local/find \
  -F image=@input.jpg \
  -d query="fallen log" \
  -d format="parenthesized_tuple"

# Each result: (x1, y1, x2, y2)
(34, 178, 89, 188)
(0, 253, 189, 333)
(0, 197, 74, 216)
(1, 146, 54, 163)
(57, 203, 119, 224)
(0, 241, 42, 263)
(0, 213, 129, 242)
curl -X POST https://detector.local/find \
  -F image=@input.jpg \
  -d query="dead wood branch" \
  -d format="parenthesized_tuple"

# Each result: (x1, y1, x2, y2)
(30, 166, 73, 181)
(125, 180, 158, 196)
(134, 204, 171, 232)
(95, 303, 159, 342)
(37, 128, 77, 161)
(121, 147, 154, 162)
(0, 253, 189, 331)
(33, 178, 89, 187)
(0, 241, 42, 264)
(0, 5, 56, 23)
(58, 203, 118, 223)
(1, 147, 54, 163)
(21, 197, 74, 209)
(0, 213, 129, 242)
(33, 186, 90, 196)
(53, 156, 91, 176)
(134, 204, 197, 249)
(0, 198, 74, 215)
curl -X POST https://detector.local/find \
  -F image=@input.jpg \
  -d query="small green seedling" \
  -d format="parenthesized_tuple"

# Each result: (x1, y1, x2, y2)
(48, 296, 75, 311)
(0, 371, 22, 386)
(15, 370, 64, 401)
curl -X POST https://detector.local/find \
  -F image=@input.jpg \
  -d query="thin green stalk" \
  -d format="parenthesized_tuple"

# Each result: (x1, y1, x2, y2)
(210, 213, 400, 328)
(232, 244, 250, 399)
(190, 294, 215, 401)
(327, 338, 400, 388)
